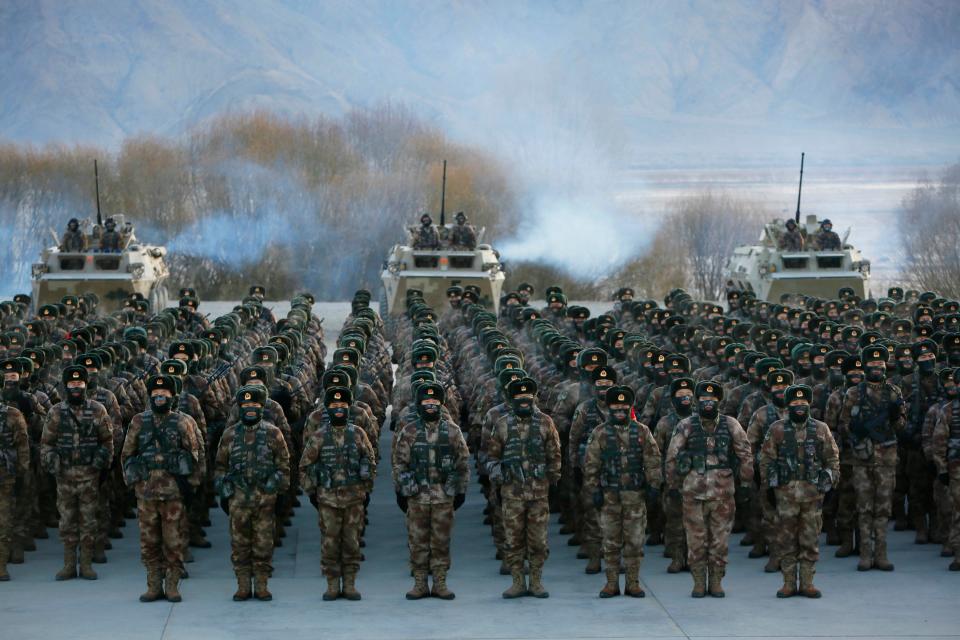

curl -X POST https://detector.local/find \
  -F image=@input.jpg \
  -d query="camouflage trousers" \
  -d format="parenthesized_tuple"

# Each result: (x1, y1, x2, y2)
(663, 490, 687, 561)
(502, 497, 549, 571)
(318, 502, 364, 577)
(599, 493, 647, 567)
(0, 478, 14, 559)
(933, 475, 953, 547)
(823, 462, 857, 534)
(56, 476, 99, 548)
(947, 466, 960, 553)
(904, 450, 934, 526)
(578, 484, 602, 550)
(776, 494, 823, 568)
(138, 498, 185, 573)
(852, 464, 895, 542)
(13, 468, 34, 543)
(405, 500, 454, 573)
(683, 493, 735, 567)
(750, 483, 780, 553)
(229, 497, 277, 576)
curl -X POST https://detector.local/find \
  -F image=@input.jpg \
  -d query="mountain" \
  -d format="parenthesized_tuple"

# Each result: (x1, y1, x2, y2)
(1, 0, 958, 164)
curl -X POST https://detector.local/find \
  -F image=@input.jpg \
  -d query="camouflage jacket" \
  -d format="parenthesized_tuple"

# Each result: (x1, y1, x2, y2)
(40, 400, 113, 482)
(122, 410, 202, 501)
(392, 417, 470, 504)
(837, 382, 905, 467)
(664, 414, 754, 498)
(215, 420, 290, 507)
(0, 404, 30, 479)
(486, 409, 561, 501)
(299, 422, 376, 507)
(584, 418, 662, 504)
(759, 418, 839, 502)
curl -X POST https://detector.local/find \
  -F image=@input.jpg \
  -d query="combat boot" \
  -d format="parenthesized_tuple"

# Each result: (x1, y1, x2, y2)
(253, 573, 272, 601)
(322, 576, 340, 601)
(22, 537, 35, 552)
(78, 545, 98, 580)
(857, 536, 873, 571)
(406, 571, 429, 600)
(140, 570, 165, 602)
(835, 530, 854, 557)
(708, 565, 725, 598)
(949, 559, 960, 571)
(0, 541, 9, 581)
(233, 572, 251, 601)
(498, 560, 510, 575)
(528, 564, 549, 598)
(599, 568, 620, 598)
(764, 553, 780, 573)
(341, 572, 361, 600)
(502, 570, 527, 598)
(798, 562, 821, 598)
(914, 514, 929, 545)
(585, 546, 602, 574)
(893, 500, 908, 531)
(690, 564, 707, 598)
(92, 539, 107, 564)
(189, 531, 211, 549)
(748, 541, 767, 558)
(873, 536, 895, 571)
(739, 531, 754, 546)
(165, 569, 183, 602)
(8, 539, 24, 564)
(667, 553, 687, 574)
(431, 569, 455, 600)
(624, 563, 645, 598)
(777, 562, 797, 598)
(55, 546, 77, 580)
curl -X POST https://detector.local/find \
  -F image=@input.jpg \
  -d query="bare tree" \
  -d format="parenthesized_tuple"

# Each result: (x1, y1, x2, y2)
(898, 162, 960, 298)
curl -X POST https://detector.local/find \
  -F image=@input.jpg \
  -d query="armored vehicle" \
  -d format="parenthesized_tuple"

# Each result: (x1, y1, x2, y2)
(724, 214, 871, 302)
(32, 214, 171, 313)
(380, 223, 506, 315)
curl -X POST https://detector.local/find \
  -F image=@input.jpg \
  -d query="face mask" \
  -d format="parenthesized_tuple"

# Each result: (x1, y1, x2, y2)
(788, 405, 809, 423)
(698, 399, 718, 420)
(610, 408, 630, 424)
(2, 381, 19, 402)
(67, 387, 85, 405)
(845, 372, 862, 387)
(150, 394, 171, 414)
(897, 359, 914, 375)
(86, 372, 98, 390)
(949, 353, 960, 366)
(796, 362, 811, 376)
(772, 390, 786, 408)
(241, 406, 263, 425)
(828, 369, 844, 386)
(672, 396, 692, 417)
(327, 407, 348, 426)
(944, 385, 958, 399)
(421, 219, 431, 227)
(865, 367, 885, 383)
(811, 363, 827, 380)
(918, 359, 936, 375)
(512, 398, 533, 417)
(418, 402, 440, 421)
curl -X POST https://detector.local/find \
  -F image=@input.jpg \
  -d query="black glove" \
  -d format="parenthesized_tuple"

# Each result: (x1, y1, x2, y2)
(940, 472, 950, 486)
(646, 485, 661, 503)
(766, 487, 777, 509)
(574, 468, 584, 486)
(219, 496, 230, 515)
(453, 493, 466, 510)
(396, 492, 408, 513)
(734, 484, 751, 504)
(592, 489, 604, 509)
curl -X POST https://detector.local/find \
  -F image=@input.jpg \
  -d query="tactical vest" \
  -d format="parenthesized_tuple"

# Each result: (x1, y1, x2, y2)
(600, 421, 646, 491)
(410, 418, 454, 486)
(0, 406, 16, 476)
(56, 403, 99, 467)
(850, 383, 897, 447)
(813, 383, 831, 419)
(313, 425, 368, 488)
(226, 422, 279, 493)
(772, 419, 822, 485)
(677, 414, 735, 476)
(136, 412, 192, 476)
(907, 372, 937, 440)
(650, 386, 671, 430)
(948, 400, 960, 462)
(577, 401, 604, 465)
(503, 412, 547, 481)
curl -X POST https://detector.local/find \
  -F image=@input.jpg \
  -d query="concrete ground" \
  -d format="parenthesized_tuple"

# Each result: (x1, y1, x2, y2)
(2, 301, 957, 639)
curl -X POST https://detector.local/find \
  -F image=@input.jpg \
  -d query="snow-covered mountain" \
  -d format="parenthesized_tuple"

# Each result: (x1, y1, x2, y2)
(1, 0, 958, 163)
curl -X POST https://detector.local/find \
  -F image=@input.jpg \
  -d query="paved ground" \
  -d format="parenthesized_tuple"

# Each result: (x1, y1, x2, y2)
(1, 301, 957, 639)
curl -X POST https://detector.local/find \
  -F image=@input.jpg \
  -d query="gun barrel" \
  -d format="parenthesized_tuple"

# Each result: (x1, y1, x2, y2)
(794, 152, 804, 224)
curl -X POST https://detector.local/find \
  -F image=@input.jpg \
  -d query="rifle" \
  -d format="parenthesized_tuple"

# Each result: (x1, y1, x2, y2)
(794, 152, 804, 224)
(94, 159, 103, 227)
(120, 361, 158, 389)
(439, 159, 447, 227)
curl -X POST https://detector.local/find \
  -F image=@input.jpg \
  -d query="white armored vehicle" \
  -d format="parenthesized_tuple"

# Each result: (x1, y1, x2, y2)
(723, 214, 871, 302)
(380, 222, 506, 315)
(32, 214, 171, 313)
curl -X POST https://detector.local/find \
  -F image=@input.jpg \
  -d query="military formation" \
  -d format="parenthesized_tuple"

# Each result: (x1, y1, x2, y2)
(1, 271, 958, 605)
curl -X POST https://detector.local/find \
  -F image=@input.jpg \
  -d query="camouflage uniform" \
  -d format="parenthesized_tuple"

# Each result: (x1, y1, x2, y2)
(392, 413, 469, 594)
(838, 381, 905, 569)
(122, 408, 201, 599)
(745, 402, 787, 567)
(824, 386, 858, 553)
(0, 404, 30, 579)
(932, 400, 960, 566)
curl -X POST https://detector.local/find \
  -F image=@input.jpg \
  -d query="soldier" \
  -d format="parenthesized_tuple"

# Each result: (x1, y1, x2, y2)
(931, 368, 960, 571)
(412, 214, 440, 250)
(779, 219, 805, 251)
(60, 218, 88, 252)
(215, 385, 290, 601)
(813, 219, 842, 250)
(99, 218, 123, 252)
(656, 377, 695, 573)
(300, 387, 376, 601)
(759, 385, 840, 598)
(392, 382, 470, 600)
(121, 374, 201, 602)
(485, 377, 562, 598)
(838, 345, 905, 571)
(40, 365, 113, 581)
(665, 381, 753, 598)
(584, 385, 662, 598)
(448, 212, 477, 250)
(0, 368, 30, 581)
